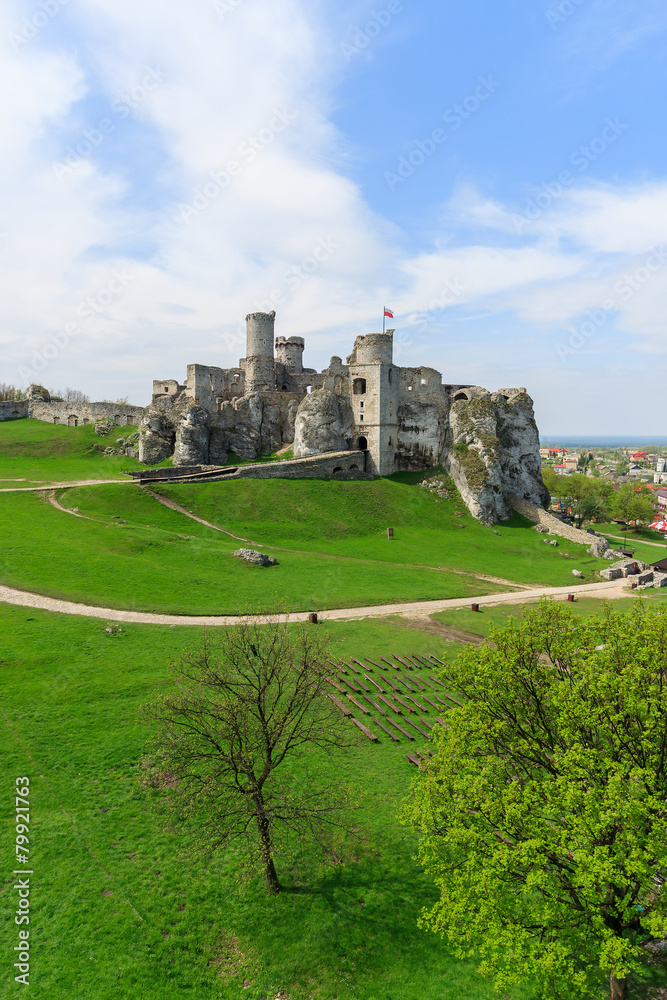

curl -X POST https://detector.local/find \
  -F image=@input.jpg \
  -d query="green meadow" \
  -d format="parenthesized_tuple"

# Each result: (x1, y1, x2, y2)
(2, 601, 666, 999)
(0, 417, 152, 484)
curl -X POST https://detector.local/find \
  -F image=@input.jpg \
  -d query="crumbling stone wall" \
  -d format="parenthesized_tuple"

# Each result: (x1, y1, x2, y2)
(30, 400, 143, 427)
(509, 494, 608, 550)
(0, 400, 29, 421)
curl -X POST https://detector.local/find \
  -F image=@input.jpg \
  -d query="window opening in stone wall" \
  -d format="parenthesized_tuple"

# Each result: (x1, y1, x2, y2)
(360, 414, 364, 421)
(68, 415, 78, 426)
(164, 385, 169, 392)
(353, 378, 366, 394)
(282, 384, 288, 391)
(332, 467, 342, 473)
(388, 368, 393, 383)
(407, 385, 413, 391)
(420, 378, 428, 385)
(306, 385, 312, 393)
(114, 414, 121, 424)
(454, 392, 468, 401)
(388, 437, 392, 446)
(358, 436, 368, 450)
(359, 401, 364, 408)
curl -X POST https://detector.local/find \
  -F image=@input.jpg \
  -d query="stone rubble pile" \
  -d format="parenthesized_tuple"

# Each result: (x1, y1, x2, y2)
(232, 548, 278, 567)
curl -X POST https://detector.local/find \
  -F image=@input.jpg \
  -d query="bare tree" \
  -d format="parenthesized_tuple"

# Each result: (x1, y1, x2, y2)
(143, 615, 357, 894)
(0, 383, 27, 401)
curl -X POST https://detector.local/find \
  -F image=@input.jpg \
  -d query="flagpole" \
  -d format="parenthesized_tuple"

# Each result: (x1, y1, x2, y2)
(383, 308, 386, 335)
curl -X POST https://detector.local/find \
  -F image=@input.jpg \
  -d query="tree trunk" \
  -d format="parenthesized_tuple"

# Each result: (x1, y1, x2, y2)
(254, 796, 281, 894)
(610, 973, 627, 1000)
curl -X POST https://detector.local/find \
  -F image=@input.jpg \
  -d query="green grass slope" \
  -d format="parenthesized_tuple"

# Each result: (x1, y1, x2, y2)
(0, 486, 498, 614)
(0, 472, 613, 614)
(155, 476, 609, 586)
(0, 417, 160, 483)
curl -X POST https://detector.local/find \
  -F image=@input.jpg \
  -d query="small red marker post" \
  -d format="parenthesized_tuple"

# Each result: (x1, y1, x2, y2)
(471, 603, 480, 612)
(567, 594, 575, 602)
(308, 612, 318, 624)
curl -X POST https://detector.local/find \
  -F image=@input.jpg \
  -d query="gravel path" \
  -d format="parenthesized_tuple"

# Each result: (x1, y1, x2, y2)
(602, 532, 667, 550)
(0, 478, 133, 492)
(0, 579, 629, 626)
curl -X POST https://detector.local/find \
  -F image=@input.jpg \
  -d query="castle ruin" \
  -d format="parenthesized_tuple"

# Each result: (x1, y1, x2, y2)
(141, 310, 549, 522)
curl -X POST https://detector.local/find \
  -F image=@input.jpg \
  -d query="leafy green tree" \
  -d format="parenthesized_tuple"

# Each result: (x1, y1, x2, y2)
(612, 485, 655, 531)
(143, 616, 356, 894)
(405, 601, 667, 1000)
(541, 470, 611, 526)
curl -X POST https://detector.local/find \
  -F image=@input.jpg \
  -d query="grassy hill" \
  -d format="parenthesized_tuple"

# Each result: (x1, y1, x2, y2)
(0, 417, 157, 483)
(0, 419, 617, 614)
(0, 473, 612, 614)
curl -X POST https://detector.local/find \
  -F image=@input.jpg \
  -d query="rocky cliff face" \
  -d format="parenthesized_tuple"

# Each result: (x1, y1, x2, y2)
(293, 389, 354, 458)
(395, 400, 447, 471)
(139, 392, 298, 467)
(445, 393, 549, 522)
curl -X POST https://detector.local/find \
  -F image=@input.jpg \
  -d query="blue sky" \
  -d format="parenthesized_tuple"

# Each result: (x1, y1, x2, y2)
(2, 0, 666, 433)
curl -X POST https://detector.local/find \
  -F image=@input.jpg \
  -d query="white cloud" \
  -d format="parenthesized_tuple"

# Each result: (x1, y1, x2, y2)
(1, 0, 666, 424)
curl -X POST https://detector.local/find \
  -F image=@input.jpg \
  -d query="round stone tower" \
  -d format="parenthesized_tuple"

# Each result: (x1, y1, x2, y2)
(245, 311, 276, 392)
(351, 332, 394, 366)
(275, 336, 305, 374)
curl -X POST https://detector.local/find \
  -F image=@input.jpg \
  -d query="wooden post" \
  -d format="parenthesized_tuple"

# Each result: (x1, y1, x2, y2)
(387, 527, 394, 539)
(308, 612, 318, 624)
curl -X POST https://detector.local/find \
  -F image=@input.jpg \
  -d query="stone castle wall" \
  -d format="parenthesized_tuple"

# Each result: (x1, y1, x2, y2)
(30, 400, 143, 427)
(509, 494, 604, 547)
(134, 449, 366, 485)
(0, 400, 29, 421)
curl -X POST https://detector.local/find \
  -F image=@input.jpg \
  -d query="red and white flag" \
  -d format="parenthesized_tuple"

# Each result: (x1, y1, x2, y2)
(384, 307, 394, 319)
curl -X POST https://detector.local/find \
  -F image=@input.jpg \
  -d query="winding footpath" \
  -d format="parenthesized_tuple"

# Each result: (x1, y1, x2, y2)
(0, 475, 641, 624)
(0, 578, 629, 626)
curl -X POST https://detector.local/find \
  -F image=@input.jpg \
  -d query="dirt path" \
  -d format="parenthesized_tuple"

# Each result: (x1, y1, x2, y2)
(144, 486, 250, 542)
(0, 579, 630, 627)
(45, 489, 93, 520)
(602, 532, 667, 550)
(0, 478, 134, 492)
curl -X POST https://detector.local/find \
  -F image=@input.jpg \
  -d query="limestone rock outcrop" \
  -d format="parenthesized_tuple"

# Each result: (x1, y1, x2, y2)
(139, 391, 299, 467)
(173, 405, 209, 466)
(395, 401, 445, 470)
(139, 409, 176, 465)
(293, 389, 354, 459)
(445, 394, 549, 523)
